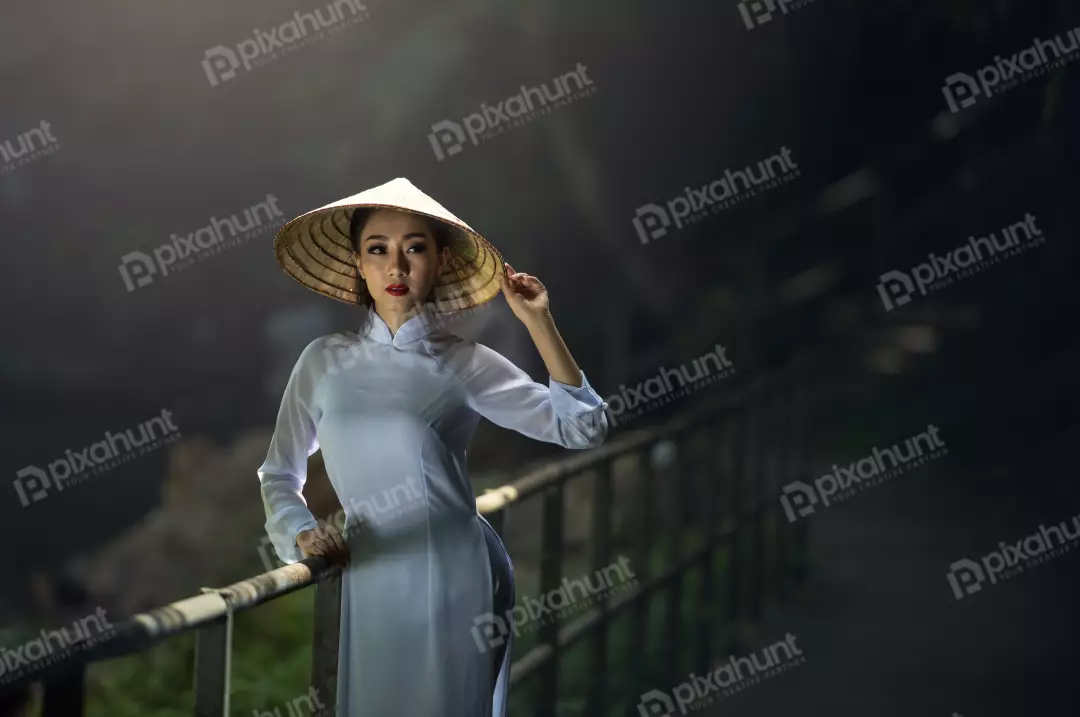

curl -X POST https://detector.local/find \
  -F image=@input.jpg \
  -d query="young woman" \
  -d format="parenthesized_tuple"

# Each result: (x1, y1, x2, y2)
(258, 177, 609, 717)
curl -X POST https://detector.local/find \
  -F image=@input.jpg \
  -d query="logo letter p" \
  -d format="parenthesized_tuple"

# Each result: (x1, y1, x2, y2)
(942, 72, 981, 113)
(637, 689, 676, 717)
(202, 46, 241, 87)
(632, 204, 672, 245)
(13, 466, 50, 507)
(470, 613, 509, 653)
(428, 120, 467, 161)
(118, 251, 158, 292)
(780, 481, 819, 522)
(876, 269, 915, 311)
(946, 558, 986, 600)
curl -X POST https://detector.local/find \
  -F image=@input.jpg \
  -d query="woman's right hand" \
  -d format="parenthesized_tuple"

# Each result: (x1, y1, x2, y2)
(296, 522, 350, 566)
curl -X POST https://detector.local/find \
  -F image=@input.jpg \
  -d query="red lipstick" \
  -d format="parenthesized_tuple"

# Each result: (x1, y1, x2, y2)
(386, 283, 409, 296)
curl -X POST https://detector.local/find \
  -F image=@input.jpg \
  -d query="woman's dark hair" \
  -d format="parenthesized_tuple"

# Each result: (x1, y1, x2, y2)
(348, 207, 454, 306)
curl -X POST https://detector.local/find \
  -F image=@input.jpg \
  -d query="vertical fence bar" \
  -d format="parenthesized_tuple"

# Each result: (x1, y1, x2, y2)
(41, 665, 85, 717)
(773, 380, 795, 602)
(487, 506, 506, 536)
(695, 422, 720, 674)
(625, 449, 656, 717)
(791, 369, 813, 588)
(726, 404, 747, 654)
(587, 461, 614, 716)
(760, 386, 781, 609)
(538, 482, 565, 717)
(193, 618, 230, 717)
(311, 571, 342, 717)
(663, 436, 687, 687)
(714, 415, 734, 655)
(747, 397, 767, 623)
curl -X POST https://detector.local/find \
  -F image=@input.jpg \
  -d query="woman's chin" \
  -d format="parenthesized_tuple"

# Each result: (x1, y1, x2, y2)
(374, 292, 426, 313)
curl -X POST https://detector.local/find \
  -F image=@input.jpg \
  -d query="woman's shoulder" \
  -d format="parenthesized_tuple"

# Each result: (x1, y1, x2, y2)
(423, 331, 496, 360)
(292, 331, 364, 375)
(424, 333, 518, 379)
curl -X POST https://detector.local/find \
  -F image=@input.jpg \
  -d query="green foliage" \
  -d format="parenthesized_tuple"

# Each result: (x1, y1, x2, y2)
(79, 589, 315, 716)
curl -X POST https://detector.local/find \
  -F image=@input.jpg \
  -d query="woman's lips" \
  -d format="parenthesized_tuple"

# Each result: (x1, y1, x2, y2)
(386, 283, 409, 296)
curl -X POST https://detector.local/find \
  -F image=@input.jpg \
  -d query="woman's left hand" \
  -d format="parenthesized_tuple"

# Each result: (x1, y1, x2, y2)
(499, 262, 550, 325)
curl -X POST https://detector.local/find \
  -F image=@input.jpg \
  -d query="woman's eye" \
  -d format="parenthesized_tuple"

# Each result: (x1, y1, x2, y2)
(366, 245, 385, 254)
(407, 244, 427, 253)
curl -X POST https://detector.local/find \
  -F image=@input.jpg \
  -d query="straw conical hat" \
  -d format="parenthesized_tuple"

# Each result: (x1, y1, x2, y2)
(273, 177, 503, 312)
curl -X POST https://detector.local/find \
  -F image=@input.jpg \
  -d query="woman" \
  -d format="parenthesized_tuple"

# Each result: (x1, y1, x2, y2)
(258, 177, 609, 717)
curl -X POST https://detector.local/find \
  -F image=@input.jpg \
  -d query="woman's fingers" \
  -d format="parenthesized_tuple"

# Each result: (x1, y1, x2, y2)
(296, 529, 317, 556)
(296, 525, 349, 565)
(503, 262, 540, 296)
(315, 524, 349, 565)
(319, 524, 349, 561)
(325, 529, 350, 564)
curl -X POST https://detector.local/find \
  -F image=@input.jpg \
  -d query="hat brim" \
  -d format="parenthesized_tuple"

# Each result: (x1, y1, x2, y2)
(274, 201, 503, 313)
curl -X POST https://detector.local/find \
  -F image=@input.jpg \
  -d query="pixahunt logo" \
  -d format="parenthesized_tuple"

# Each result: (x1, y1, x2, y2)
(201, 0, 369, 87)
(605, 345, 734, 428)
(13, 409, 181, 508)
(1, 120, 60, 174)
(428, 62, 596, 161)
(632, 148, 799, 245)
(943, 27, 1080, 113)
(118, 194, 285, 292)
(946, 510, 1080, 600)
(470, 557, 637, 653)
(258, 477, 425, 570)
(637, 633, 805, 716)
(737, 0, 820, 30)
(877, 212, 1045, 311)
(0, 608, 116, 684)
(252, 687, 326, 717)
(780, 424, 946, 523)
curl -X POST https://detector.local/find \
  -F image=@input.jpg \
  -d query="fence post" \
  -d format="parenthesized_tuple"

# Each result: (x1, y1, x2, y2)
(663, 436, 688, 688)
(625, 449, 657, 717)
(726, 403, 748, 655)
(538, 482, 565, 717)
(487, 506, 506, 536)
(747, 398, 767, 623)
(311, 571, 342, 716)
(695, 422, 720, 674)
(41, 664, 85, 717)
(587, 461, 614, 716)
(774, 380, 795, 602)
(791, 370, 814, 588)
(193, 617, 231, 717)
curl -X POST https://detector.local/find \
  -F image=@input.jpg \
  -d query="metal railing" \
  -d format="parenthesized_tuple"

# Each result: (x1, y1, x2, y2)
(3, 356, 823, 717)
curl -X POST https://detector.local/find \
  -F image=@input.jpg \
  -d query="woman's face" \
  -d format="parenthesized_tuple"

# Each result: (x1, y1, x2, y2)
(355, 209, 451, 313)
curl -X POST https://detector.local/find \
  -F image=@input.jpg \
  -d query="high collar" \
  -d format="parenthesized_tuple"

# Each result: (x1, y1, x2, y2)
(359, 305, 440, 348)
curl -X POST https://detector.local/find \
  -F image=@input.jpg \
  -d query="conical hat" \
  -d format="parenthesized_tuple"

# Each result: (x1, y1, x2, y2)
(273, 177, 503, 312)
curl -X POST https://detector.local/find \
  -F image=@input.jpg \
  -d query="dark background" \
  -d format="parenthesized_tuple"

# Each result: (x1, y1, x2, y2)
(1, 0, 1079, 714)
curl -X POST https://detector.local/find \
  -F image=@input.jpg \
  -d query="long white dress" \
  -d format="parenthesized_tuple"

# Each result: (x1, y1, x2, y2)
(258, 306, 609, 717)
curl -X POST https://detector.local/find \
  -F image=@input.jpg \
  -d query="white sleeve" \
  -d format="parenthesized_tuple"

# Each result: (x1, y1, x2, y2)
(455, 342, 609, 449)
(257, 339, 326, 564)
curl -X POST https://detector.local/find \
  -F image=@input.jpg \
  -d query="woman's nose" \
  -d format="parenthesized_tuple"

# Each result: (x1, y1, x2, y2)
(388, 250, 408, 275)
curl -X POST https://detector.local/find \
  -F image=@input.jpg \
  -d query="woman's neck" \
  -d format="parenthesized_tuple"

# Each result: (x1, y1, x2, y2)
(373, 303, 423, 337)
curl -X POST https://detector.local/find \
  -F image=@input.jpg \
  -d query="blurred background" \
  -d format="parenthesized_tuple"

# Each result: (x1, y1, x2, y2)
(1, 0, 1079, 714)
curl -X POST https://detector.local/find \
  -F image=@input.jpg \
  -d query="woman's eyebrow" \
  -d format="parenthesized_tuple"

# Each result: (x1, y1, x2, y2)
(363, 232, 429, 242)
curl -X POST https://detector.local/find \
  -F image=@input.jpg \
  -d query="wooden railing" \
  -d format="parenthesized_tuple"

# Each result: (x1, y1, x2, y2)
(2, 356, 824, 717)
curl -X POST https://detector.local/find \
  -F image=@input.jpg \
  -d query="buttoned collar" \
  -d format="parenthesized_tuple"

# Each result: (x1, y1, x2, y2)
(358, 305, 440, 348)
